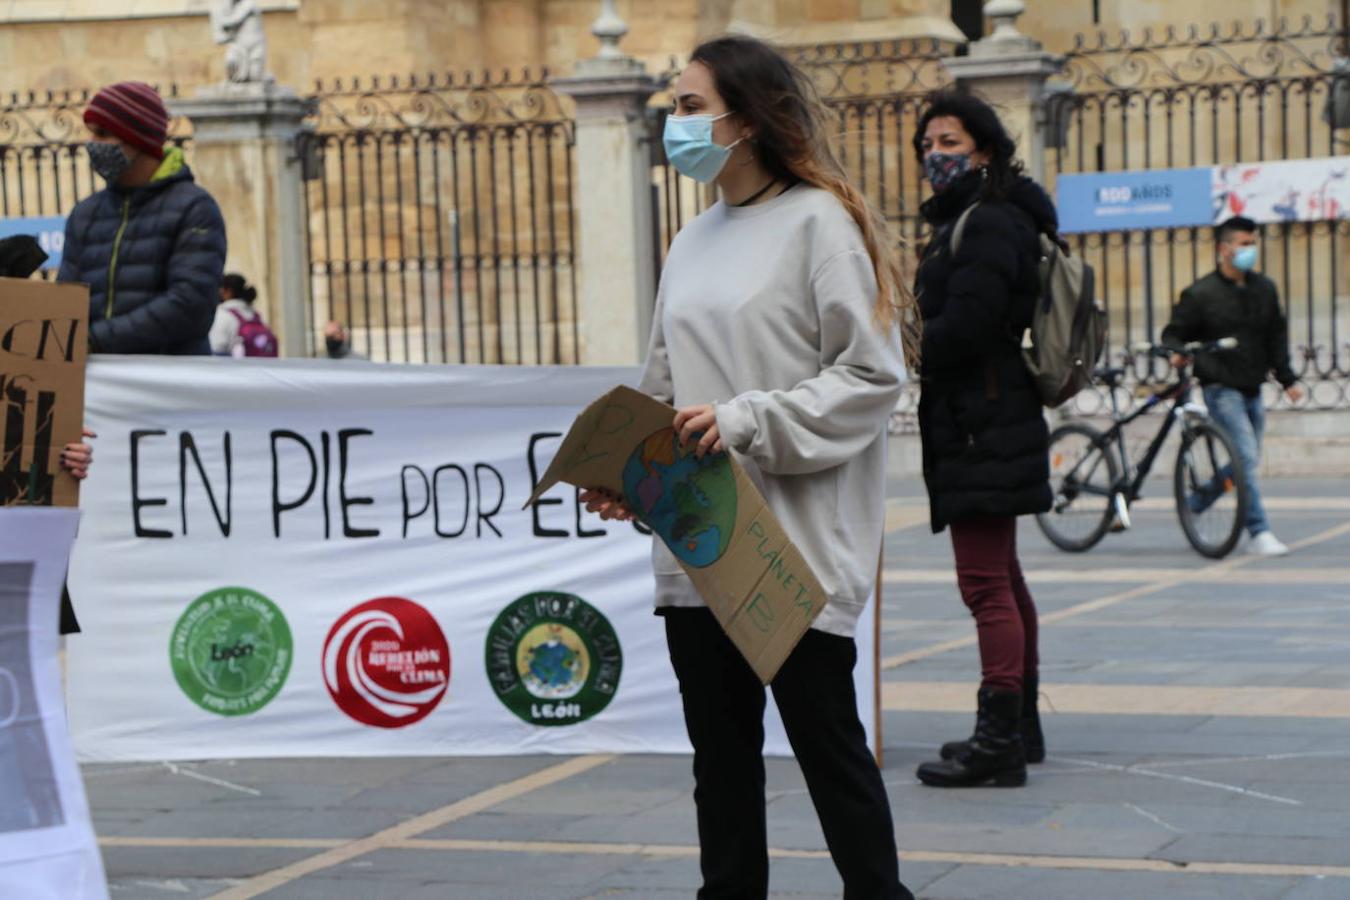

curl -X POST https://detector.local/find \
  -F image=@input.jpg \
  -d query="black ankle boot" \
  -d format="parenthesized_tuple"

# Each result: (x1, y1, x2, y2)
(918, 688, 1027, 788)
(1021, 673, 1045, 764)
(940, 675, 1046, 764)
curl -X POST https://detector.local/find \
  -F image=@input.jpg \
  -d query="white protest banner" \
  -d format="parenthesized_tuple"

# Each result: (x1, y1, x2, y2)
(0, 507, 108, 900)
(1213, 157, 1350, 223)
(65, 357, 877, 761)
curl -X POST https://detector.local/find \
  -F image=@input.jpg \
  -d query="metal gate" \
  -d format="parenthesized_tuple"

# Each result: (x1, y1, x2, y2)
(302, 72, 578, 365)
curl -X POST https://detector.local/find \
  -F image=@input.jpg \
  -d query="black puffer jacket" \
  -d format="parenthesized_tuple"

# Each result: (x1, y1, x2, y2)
(58, 148, 226, 354)
(916, 172, 1055, 533)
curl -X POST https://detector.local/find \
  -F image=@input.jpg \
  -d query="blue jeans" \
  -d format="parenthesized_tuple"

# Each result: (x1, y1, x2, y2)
(1202, 385, 1270, 537)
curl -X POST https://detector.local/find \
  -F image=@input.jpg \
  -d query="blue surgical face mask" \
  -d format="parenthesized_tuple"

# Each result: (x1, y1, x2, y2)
(1232, 245, 1259, 272)
(663, 112, 743, 184)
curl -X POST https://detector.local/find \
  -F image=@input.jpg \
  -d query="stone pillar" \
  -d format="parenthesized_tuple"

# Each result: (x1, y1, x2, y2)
(171, 83, 311, 358)
(553, 3, 660, 366)
(941, 1, 1065, 185)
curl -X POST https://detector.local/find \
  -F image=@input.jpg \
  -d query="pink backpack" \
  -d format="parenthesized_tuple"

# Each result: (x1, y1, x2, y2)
(228, 308, 279, 358)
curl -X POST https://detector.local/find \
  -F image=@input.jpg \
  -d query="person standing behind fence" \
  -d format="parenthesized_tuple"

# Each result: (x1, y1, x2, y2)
(582, 36, 917, 900)
(210, 273, 277, 357)
(910, 91, 1056, 789)
(57, 82, 226, 354)
(321, 320, 366, 360)
(1161, 216, 1303, 557)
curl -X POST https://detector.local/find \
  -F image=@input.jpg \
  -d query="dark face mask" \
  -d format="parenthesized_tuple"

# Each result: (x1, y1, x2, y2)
(87, 141, 132, 183)
(924, 151, 973, 193)
(325, 336, 347, 358)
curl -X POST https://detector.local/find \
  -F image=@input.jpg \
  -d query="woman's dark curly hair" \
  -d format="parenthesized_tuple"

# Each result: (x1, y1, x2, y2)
(912, 90, 1025, 200)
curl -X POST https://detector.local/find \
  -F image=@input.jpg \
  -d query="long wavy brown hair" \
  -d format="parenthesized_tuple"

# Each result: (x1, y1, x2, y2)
(690, 36, 920, 367)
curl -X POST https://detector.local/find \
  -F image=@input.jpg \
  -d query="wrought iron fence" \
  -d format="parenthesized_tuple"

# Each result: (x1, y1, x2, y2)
(0, 87, 192, 277)
(302, 72, 578, 365)
(1048, 16, 1350, 410)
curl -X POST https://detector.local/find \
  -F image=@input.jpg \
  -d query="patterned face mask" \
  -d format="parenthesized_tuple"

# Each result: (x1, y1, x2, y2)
(924, 151, 973, 193)
(87, 141, 132, 182)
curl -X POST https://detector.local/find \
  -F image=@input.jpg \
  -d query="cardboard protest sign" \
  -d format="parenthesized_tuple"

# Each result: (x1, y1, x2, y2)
(526, 385, 828, 684)
(0, 278, 89, 508)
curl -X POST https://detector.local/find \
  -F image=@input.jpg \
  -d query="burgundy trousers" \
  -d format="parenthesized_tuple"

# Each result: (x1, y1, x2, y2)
(948, 516, 1039, 692)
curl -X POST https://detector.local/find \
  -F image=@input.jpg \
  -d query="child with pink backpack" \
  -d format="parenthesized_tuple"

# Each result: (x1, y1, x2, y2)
(209, 272, 278, 357)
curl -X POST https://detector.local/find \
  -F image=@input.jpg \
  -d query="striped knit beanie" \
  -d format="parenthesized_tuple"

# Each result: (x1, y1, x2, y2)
(83, 82, 169, 160)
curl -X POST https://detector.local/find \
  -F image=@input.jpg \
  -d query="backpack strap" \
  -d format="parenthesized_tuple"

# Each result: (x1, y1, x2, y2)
(949, 201, 980, 258)
(226, 307, 249, 325)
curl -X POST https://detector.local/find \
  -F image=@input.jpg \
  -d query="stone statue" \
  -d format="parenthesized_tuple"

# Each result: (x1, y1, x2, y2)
(209, 0, 269, 84)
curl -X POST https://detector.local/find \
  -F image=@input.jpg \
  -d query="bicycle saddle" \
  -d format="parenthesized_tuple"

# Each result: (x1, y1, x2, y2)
(1094, 367, 1126, 387)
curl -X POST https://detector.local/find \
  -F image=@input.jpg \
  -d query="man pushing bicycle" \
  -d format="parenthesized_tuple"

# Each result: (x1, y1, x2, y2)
(1162, 215, 1304, 557)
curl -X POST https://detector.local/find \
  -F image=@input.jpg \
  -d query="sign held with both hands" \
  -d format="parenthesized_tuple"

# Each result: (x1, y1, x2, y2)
(526, 385, 827, 684)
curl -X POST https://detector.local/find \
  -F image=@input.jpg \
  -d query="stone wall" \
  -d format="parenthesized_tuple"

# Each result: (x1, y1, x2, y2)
(1019, 0, 1336, 56)
(0, 0, 962, 97)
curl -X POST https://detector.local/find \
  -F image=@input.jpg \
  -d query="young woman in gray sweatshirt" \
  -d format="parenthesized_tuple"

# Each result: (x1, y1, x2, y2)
(582, 36, 918, 900)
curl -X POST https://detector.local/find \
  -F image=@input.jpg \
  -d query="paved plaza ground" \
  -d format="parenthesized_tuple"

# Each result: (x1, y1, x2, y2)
(88, 476, 1350, 899)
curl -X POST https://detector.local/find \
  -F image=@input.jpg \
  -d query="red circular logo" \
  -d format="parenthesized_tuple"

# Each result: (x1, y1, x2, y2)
(321, 597, 451, 728)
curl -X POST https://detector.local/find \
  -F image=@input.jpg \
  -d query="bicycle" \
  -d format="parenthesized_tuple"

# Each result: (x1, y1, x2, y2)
(1036, 338, 1250, 559)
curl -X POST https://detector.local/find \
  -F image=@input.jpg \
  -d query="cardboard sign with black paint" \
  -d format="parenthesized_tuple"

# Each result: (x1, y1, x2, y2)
(0, 278, 88, 508)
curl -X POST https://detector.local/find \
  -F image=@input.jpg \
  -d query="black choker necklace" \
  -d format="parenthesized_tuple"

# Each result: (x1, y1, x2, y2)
(732, 179, 780, 207)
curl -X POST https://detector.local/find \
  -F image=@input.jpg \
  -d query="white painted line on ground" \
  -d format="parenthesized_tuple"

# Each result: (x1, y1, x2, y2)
(162, 762, 262, 797)
(1123, 802, 1185, 833)
(1053, 756, 1301, 806)
(1143, 750, 1350, 770)
(204, 753, 615, 900)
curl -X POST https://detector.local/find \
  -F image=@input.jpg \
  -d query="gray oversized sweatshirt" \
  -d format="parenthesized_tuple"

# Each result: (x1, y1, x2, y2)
(637, 184, 905, 638)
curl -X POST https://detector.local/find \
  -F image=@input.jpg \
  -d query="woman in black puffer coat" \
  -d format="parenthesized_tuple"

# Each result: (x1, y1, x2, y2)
(911, 91, 1055, 789)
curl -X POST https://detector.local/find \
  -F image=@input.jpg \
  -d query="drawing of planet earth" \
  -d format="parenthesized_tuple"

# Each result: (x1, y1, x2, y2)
(620, 428, 737, 568)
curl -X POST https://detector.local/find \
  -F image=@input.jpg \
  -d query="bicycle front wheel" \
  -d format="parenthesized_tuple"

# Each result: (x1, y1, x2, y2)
(1037, 422, 1120, 552)
(1174, 419, 1249, 559)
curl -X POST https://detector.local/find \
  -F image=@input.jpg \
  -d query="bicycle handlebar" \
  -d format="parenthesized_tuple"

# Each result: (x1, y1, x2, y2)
(1131, 337, 1239, 358)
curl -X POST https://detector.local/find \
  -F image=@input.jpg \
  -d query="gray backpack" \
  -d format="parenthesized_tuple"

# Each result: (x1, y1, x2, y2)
(951, 203, 1105, 408)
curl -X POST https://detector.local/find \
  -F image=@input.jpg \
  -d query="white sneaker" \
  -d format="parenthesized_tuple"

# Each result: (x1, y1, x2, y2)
(1248, 531, 1290, 557)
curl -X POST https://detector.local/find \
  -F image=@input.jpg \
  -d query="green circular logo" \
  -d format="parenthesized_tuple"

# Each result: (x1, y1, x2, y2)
(169, 587, 293, 716)
(485, 592, 622, 726)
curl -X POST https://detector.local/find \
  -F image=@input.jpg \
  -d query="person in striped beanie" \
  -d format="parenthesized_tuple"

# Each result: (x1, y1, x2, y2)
(56, 82, 227, 354)
(82, 81, 171, 184)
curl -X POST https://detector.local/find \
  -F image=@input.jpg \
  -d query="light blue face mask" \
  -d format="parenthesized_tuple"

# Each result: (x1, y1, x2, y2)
(1232, 245, 1259, 272)
(663, 112, 743, 184)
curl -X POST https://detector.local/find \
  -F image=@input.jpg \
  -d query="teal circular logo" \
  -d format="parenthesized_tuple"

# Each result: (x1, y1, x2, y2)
(485, 592, 622, 726)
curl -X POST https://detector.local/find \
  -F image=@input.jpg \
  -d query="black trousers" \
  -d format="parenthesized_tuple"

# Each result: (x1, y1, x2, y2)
(663, 607, 912, 900)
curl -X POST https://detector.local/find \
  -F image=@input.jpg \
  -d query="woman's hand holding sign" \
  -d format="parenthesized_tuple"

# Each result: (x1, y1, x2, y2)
(673, 404, 724, 458)
(580, 488, 636, 522)
(60, 427, 97, 481)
